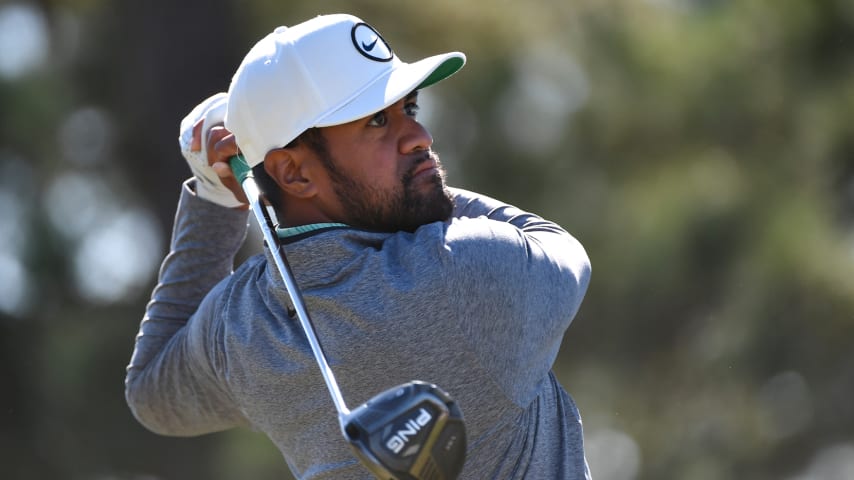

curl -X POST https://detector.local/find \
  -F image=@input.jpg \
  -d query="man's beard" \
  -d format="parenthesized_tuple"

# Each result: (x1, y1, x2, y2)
(323, 150, 454, 233)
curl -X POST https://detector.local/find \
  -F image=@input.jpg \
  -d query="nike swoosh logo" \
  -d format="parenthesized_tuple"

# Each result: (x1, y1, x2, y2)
(361, 37, 378, 51)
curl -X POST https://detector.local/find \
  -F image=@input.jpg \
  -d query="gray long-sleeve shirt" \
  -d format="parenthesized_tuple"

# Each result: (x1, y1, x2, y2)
(126, 181, 592, 479)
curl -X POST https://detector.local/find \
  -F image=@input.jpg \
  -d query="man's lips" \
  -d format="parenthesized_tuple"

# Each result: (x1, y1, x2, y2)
(412, 162, 438, 179)
(409, 154, 438, 180)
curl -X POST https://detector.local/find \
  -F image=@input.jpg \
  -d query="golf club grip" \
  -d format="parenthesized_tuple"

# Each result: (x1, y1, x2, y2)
(228, 154, 252, 184)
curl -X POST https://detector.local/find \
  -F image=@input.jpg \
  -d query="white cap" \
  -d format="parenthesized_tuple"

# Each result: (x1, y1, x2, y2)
(225, 14, 466, 168)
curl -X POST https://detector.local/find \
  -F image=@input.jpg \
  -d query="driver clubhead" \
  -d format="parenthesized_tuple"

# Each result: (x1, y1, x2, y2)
(343, 381, 466, 480)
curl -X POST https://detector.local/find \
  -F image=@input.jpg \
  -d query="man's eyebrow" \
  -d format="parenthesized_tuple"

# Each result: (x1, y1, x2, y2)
(404, 90, 419, 101)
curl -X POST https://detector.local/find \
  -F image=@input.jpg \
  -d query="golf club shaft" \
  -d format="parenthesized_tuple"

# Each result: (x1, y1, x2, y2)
(228, 157, 466, 480)
(230, 155, 351, 419)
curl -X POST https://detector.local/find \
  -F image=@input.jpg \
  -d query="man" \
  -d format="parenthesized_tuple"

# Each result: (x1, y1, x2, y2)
(126, 13, 592, 479)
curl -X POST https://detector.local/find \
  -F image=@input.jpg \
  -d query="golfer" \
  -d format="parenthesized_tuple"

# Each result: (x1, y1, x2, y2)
(126, 13, 592, 479)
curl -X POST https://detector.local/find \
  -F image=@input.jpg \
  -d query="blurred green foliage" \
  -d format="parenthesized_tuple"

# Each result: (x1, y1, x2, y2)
(1, 0, 852, 479)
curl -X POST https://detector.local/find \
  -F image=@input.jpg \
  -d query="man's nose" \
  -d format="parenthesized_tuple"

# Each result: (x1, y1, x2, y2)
(400, 118, 433, 153)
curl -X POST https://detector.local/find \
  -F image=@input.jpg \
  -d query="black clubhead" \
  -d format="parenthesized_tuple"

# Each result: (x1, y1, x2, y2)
(344, 381, 466, 480)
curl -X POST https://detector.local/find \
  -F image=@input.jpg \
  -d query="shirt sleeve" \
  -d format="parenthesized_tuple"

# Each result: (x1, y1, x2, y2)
(444, 187, 592, 406)
(125, 179, 251, 436)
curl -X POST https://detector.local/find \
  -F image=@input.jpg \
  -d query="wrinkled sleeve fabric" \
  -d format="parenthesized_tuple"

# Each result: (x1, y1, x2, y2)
(125, 179, 251, 436)
(446, 187, 592, 406)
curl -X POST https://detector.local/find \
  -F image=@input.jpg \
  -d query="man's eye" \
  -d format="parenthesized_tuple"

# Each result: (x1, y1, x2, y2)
(404, 102, 420, 117)
(367, 111, 388, 127)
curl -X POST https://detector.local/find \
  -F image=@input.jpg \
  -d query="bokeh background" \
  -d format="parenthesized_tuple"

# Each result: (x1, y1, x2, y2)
(2, 0, 853, 479)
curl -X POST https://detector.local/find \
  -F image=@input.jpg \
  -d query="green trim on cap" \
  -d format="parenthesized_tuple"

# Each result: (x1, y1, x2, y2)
(417, 57, 465, 90)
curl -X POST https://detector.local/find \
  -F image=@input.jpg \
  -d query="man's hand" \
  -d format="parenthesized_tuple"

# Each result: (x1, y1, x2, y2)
(179, 93, 248, 208)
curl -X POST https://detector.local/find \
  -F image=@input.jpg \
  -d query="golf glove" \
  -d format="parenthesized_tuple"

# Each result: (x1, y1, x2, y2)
(178, 92, 245, 208)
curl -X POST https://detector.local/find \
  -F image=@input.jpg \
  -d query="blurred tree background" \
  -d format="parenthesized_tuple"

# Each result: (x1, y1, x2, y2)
(1, 0, 853, 478)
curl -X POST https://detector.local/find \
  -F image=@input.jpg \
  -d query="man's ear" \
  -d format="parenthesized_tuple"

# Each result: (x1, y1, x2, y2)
(264, 148, 317, 199)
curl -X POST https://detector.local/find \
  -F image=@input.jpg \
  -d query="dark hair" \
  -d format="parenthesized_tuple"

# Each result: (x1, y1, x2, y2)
(250, 127, 330, 216)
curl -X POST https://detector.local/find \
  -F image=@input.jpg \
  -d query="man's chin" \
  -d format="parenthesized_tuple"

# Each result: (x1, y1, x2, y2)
(410, 182, 454, 227)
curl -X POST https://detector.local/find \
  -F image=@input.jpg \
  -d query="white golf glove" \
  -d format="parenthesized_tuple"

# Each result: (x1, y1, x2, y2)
(178, 92, 245, 208)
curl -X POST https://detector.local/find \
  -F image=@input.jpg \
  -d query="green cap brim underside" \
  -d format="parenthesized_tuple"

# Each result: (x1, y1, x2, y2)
(417, 57, 465, 90)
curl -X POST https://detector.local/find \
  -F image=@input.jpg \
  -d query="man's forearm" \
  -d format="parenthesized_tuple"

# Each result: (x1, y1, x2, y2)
(127, 180, 248, 382)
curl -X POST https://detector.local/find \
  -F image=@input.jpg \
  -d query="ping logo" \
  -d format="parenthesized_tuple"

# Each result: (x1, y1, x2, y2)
(351, 22, 393, 62)
(385, 408, 432, 454)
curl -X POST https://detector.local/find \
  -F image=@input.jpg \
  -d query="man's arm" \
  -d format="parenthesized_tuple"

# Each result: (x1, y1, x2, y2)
(125, 93, 254, 435)
(125, 181, 250, 435)
(450, 186, 568, 233)
(444, 186, 591, 405)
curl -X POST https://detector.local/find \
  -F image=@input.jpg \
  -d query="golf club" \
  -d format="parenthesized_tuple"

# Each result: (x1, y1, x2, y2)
(229, 154, 467, 480)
